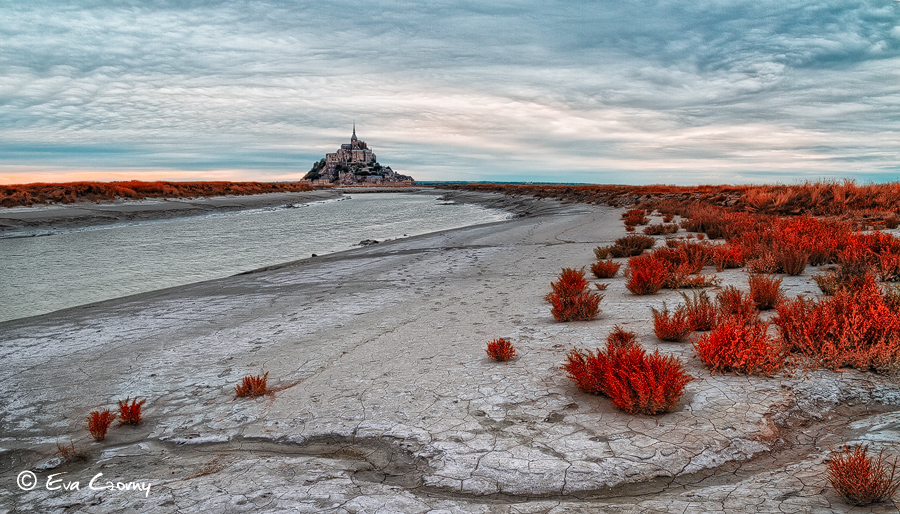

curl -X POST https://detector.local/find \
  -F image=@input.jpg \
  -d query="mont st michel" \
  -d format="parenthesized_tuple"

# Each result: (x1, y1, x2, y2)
(302, 125, 415, 185)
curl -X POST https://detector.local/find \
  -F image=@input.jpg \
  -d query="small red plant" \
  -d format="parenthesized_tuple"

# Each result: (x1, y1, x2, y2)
(563, 330, 692, 414)
(827, 445, 900, 506)
(694, 318, 784, 375)
(546, 268, 603, 321)
(749, 273, 783, 310)
(716, 286, 758, 322)
(622, 209, 650, 226)
(590, 259, 621, 278)
(486, 338, 517, 362)
(234, 372, 269, 398)
(610, 234, 656, 258)
(651, 304, 692, 342)
(624, 254, 668, 295)
(681, 291, 718, 331)
(117, 397, 146, 426)
(86, 409, 116, 441)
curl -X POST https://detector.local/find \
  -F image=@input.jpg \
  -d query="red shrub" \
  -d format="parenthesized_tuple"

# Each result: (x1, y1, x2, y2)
(622, 209, 650, 226)
(827, 445, 900, 506)
(775, 246, 809, 276)
(694, 318, 784, 374)
(625, 254, 668, 295)
(774, 275, 900, 370)
(651, 304, 692, 342)
(749, 273, 783, 310)
(486, 338, 517, 362)
(681, 291, 718, 331)
(590, 259, 621, 278)
(608, 325, 639, 348)
(716, 286, 758, 321)
(234, 372, 269, 398)
(117, 397, 146, 426)
(86, 409, 116, 441)
(610, 235, 656, 257)
(546, 268, 603, 321)
(563, 332, 692, 414)
(643, 223, 679, 235)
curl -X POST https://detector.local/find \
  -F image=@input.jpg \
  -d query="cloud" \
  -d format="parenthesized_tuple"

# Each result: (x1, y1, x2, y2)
(0, 0, 898, 184)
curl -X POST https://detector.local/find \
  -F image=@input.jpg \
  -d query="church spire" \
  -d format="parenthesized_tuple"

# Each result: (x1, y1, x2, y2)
(351, 121, 357, 142)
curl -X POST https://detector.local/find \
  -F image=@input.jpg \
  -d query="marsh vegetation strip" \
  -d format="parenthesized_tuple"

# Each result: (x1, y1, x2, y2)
(0, 192, 510, 322)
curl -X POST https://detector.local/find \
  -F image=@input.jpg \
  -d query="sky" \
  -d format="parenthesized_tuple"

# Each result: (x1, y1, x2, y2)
(1, 1, 899, 185)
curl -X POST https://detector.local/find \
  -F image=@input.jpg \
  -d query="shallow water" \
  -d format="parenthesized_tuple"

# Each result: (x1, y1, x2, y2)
(0, 192, 510, 322)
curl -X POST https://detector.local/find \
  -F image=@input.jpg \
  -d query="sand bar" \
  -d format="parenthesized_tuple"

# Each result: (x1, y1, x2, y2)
(1, 190, 899, 513)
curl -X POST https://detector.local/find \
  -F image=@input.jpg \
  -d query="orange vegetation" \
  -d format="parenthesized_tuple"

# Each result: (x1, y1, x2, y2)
(545, 268, 603, 321)
(563, 327, 692, 414)
(694, 317, 784, 375)
(117, 397, 146, 426)
(234, 372, 269, 398)
(828, 445, 900, 506)
(486, 338, 517, 362)
(0, 180, 316, 207)
(86, 409, 116, 441)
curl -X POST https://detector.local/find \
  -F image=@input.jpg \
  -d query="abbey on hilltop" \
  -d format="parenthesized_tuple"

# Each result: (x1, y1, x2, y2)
(302, 124, 415, 185)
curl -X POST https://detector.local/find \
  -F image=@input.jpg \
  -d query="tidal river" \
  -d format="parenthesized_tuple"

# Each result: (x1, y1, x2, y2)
(0, 192, 510, 322)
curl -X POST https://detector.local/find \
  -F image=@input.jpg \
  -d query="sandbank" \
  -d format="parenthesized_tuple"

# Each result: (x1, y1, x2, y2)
(1, 191, 899, 513)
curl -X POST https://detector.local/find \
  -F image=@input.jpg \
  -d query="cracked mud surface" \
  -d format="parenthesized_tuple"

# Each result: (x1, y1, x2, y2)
(2, 191, 899, 513)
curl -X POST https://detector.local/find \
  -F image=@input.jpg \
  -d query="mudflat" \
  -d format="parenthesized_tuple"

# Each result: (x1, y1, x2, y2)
(2, 190, 898, 513)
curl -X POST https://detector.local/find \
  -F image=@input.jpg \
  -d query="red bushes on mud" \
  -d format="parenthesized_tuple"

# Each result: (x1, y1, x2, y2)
(827, 445, 900, 506)
(486, 338, 517, 362)
(117, 397, 146, 426)
(234, 372, 270, 398)
(563, 328, 692, 414)
(774, 274, 900, 371)
(546, 268, 603, 321)
(590, 259, 621, 279)
(86, 410, 116, 441)
(694, 317, 784, 375)
(0, 180, 317, 207)
(749, 274, 783, 310)
(651, 304, 693, 342)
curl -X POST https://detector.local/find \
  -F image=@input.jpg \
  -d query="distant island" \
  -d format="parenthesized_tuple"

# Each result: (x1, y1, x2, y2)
(302, 125, 415, 185)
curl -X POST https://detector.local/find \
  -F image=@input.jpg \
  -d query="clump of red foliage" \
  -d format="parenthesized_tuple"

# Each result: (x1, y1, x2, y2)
(56, 441, 90, 463)
(622, 209, 650, 226)
(715, 286, 758, 322)
(624, 254, 669, 295)
(827, 445, 900, 506)
(234, 372, 270, 398)
(694, 317, 784, 375)
(86, 409, 116, 441)
(681, 291, 718, 331)
(775, 274, 900, 371)
(563, 328, 692, 414)
(749, 274, 783, 310)
(486, 338, 517, 362)
(642, 223, 679, 235)
(546, 268, 603, 321)
(590, 259, 621, 279)
(651, 304, 693, 342)
(0, 181, 316, 207)
(117, 397, 146, 426)
(609, 234, 656, 257)
(624, 245, 718, 295)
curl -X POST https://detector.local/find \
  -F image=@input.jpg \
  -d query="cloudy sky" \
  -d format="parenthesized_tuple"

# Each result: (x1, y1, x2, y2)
(1, 1, 899, 185)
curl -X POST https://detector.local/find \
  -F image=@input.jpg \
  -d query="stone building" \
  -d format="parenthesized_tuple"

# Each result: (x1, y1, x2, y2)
(325, 123, 375, 172)
(303, 125, 415, 185)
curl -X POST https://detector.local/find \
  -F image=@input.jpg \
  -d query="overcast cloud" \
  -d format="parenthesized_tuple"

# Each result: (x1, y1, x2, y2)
(1, 0, 898, 184)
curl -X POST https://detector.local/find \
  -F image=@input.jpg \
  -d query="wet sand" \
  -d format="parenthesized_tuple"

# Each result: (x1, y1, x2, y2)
(1, 191, 898, 513)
